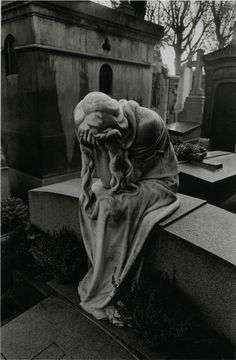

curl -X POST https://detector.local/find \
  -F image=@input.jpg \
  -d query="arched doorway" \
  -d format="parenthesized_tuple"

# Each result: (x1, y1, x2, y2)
(99, 64, 113, 95)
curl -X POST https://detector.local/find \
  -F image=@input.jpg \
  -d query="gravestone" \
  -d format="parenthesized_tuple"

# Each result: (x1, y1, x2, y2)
(167, 49, 205, 141)
(202, 23, 236, 152)
(178, 49, 205, 124)
(174, 63, 193, 116)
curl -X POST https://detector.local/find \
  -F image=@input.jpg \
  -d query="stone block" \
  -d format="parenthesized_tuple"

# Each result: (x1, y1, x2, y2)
(149, 203, 236, 345)
(29, 179, 82, 236)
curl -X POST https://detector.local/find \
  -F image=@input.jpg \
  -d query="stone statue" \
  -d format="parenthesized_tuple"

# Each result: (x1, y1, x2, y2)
(74, 92, 180, 324)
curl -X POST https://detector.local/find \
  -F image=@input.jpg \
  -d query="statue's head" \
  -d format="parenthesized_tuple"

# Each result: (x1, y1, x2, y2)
(74, 92, 137, 151)
(74, 92, 141, 210)
(74, 92, 175, 211)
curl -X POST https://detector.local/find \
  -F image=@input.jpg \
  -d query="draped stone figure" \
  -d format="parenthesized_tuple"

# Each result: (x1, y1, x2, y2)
(74, 92, 180, 324)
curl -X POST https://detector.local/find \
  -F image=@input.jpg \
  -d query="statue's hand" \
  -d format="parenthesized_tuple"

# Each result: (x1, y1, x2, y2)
(79, 128, 96, 146)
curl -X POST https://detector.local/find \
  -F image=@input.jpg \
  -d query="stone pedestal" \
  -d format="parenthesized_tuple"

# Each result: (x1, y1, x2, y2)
(178, 94, 205, 124)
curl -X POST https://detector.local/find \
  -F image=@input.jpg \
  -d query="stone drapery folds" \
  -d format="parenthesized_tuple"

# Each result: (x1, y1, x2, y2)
(74, 92, 180, 323)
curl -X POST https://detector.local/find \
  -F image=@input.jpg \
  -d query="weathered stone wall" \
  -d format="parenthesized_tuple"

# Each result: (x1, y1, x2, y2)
(1, 1, 163, 198)
(202, 42, 236, 152)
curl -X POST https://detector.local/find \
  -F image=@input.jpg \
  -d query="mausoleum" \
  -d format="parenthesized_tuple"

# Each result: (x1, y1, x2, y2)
(1, 0, 164, 198)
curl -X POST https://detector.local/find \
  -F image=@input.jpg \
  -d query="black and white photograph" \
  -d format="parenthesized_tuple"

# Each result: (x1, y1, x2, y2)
(1, 0, 236, 359)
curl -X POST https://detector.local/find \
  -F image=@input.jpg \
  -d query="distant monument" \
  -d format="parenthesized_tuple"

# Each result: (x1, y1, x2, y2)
(202, 22, 236, 152)
(174, 63, 193, 115)
(167, 49, 205, 142)
(74, 92, 180, 323)
(178, 49, 205, 124)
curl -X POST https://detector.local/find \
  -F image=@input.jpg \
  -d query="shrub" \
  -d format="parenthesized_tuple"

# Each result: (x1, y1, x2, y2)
(30, 227, 88, 284)
(114, 267, 234, 359)
(174, 142, 207, 161)
(115, 269, 194, 350)
(2, 224, 34, 269)
(1, 197, 29, 234)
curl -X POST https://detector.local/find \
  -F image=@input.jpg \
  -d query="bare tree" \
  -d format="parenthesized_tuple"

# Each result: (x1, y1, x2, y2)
(146, 1, 211, 75)
(206, 1, 236, 50)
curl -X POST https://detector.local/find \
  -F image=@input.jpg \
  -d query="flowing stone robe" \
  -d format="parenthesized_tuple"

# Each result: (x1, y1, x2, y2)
(76, 94, 180, 323)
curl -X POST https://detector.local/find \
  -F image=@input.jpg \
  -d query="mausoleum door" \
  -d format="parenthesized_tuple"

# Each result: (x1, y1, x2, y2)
(211, 82, 236, 152)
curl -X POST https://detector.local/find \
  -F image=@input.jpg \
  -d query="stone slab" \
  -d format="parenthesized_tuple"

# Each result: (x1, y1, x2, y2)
(47, 280, 164, 360)
(159, 193, 206, 227)
(179, 153, 236, 183)
(165, 203, 236, 266)
(167, 121, 201, 135)
(179, 153, 236, 203)
(1, 296, 135, 360)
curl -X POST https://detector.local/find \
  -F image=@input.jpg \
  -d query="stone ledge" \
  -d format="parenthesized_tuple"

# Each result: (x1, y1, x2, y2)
(29, 179, 235, 266)
(164, 203, 236, 266)
(29, 180, 206, 236)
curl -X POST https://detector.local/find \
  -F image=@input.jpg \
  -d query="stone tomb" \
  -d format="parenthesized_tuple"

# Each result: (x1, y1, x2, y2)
(202, 24, 236, 152)
(29, 179, 236, 345)
(178, 152, 236, 205)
